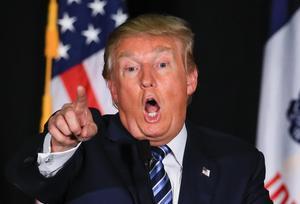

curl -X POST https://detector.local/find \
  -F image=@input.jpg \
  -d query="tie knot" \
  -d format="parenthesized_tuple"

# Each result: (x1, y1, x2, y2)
(151, 145, 171, 161)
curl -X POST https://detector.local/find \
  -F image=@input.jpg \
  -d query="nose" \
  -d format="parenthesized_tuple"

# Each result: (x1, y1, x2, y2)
(141, 67, 156, 88)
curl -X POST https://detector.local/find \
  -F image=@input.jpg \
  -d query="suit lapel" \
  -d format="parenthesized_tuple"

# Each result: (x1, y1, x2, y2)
(103, 115, 154, 204)
(178, 123, 219, 204)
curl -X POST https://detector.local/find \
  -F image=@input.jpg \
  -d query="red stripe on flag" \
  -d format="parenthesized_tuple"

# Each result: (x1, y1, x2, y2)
(265, 172, 281, 189)
(271, 184, 289, 203)
(60, 63, 104, 113)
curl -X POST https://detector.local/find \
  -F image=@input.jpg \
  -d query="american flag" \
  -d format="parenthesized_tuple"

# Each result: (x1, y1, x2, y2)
(45, 0, 127, 118)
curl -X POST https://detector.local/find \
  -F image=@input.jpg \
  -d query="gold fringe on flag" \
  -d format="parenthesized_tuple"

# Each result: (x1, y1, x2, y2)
(40, 0, 59, 131)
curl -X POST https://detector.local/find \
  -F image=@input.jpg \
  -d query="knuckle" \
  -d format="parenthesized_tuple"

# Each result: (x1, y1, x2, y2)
(48, 124, 55, 134)
(62, 103, 72, 109)
(55, 115, 65, 128)
(48, 113, 58, 124)
(48, 117, 54, 128)
(65, 109, 75, 119)
(73, 127, 82, 136)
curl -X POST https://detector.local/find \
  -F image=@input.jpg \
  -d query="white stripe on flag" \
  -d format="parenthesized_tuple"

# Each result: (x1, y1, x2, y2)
(82, 49, 117, 115)
(51, 76, 71, 113)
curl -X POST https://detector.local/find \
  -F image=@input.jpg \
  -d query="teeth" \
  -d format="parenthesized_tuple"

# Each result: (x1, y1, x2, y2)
(148, 112, 157, 117)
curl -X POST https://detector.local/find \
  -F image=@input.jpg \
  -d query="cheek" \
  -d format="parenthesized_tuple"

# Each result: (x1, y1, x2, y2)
(169, 73, 188, 93)
(117, 83, 140, 107)
(162, 79, 188, 106)
(109, 81, 119, 103)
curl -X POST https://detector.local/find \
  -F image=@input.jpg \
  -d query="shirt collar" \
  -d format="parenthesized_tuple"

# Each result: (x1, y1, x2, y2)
(166, 124, 187, 167)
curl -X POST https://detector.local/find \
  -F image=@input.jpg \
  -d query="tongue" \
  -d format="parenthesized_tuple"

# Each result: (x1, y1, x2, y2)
(145, 102, 159, 113)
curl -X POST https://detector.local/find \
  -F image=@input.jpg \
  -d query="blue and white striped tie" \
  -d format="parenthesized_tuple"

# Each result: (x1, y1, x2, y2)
(149, 145, 173, 204)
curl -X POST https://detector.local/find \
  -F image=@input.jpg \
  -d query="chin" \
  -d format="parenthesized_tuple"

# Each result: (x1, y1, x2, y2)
(142, 124, 166, 137)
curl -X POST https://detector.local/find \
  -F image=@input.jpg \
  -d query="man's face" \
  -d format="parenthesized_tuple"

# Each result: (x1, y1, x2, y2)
(108, 35, 198, 146)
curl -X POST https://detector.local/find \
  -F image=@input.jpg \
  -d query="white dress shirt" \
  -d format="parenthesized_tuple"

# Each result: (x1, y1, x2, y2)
(163, 125, 187, 204)
(37, 133, 81, 177)
(37, 125, 187, 204)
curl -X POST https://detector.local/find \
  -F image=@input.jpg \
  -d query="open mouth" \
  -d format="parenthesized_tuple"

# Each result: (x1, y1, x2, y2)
(144, 98, 160, 120)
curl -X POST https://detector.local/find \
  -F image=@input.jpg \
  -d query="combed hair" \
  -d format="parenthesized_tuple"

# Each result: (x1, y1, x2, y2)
(102, 14, 197, 80)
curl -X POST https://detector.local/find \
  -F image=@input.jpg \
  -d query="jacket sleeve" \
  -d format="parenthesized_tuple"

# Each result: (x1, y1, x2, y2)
(5, 108, 102, 204)
(243, 150, 273, 204)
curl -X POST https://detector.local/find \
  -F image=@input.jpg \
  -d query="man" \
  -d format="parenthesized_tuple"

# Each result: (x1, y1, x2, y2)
(6, 14, 272, 204)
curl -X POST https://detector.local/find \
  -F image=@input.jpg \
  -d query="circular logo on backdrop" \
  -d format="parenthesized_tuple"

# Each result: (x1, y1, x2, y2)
(287, 92, 300, 143)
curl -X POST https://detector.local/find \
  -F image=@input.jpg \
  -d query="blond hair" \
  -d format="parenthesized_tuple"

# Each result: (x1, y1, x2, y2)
(102, 14, 197, 80)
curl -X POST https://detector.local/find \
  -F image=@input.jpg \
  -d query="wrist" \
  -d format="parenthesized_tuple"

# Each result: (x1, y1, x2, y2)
(50, 138, 79, 153)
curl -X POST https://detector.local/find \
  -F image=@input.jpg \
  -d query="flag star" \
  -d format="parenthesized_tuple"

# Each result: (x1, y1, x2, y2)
(67, 0, 81, 5)
(82, 24, 101, 44)
(88, 0, 106, 16)
(111, 9, 128, 27)
(56, 42, 71, 60)
(58, 13, 77, 33)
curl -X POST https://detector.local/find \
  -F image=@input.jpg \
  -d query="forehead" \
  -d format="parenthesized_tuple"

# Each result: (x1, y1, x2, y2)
(114, 35, 183, 59)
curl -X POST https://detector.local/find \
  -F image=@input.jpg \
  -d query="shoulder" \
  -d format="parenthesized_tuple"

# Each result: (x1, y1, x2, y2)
(184, 123, 271, 202)
(186, 120, 263, 162)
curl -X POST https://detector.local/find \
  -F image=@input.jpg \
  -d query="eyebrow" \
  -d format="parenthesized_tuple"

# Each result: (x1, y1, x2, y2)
(153, 46, 173, 54)
(117, 46, 174, 59)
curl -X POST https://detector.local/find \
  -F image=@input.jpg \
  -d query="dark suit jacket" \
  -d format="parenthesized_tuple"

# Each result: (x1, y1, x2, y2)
(6, 110, 272, 204)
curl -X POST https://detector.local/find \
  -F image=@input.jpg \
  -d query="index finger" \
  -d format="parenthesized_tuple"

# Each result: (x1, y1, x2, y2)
(75, 85, 88, 111)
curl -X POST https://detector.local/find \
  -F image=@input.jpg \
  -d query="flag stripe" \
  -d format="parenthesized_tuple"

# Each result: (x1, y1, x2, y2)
(265, 172, 281, 189)
(60, 63, 103, 112)
(82, 50, 117, 115)
(51, 76, 71, 112)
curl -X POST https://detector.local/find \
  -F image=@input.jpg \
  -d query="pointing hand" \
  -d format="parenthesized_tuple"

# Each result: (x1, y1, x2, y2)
(48, 86, 98, 152)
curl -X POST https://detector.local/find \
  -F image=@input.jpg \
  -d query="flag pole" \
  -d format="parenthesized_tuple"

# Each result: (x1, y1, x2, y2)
(40, 0, 59, 131)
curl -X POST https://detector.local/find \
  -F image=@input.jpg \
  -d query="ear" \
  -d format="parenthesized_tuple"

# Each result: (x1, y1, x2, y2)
(186, 67, 198, 95)
(108, 80, 119, 104)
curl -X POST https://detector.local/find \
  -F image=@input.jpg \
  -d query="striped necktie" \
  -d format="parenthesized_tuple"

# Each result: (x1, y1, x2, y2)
(149, 145, 173, 204)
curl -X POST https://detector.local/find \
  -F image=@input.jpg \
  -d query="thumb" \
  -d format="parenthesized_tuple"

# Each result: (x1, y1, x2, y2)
(78, 121, 98, 141)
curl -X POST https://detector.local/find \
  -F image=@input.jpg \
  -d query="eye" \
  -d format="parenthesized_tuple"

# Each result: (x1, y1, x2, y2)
(122, 65, 140, 76)
(158, 62, 168, 68)
(125, 66, 138, 72)
(127, 66, 136, 72)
